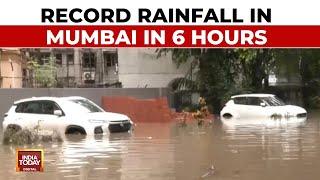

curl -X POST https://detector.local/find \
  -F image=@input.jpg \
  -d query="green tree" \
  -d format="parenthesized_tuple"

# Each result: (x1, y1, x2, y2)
(297, 49, 320, 108)
(235, 49, 275, 90)
(157, 49, 241, 112)
(27, 57, 57, 87)
(157, 48, 276, 112)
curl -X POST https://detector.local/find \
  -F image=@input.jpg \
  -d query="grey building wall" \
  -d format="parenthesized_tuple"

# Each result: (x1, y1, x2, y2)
(117, 48, 191, 88)
(0, 88, 169, 123)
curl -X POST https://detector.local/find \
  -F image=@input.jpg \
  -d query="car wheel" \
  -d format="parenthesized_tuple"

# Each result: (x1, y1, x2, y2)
(65, 126, 86, 135)
(222, 113, 233, 119)
(5, 125, 22, 133)
(271, 113, 282, 120)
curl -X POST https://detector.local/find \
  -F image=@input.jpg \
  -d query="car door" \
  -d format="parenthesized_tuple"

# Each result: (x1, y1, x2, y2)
(232, 97, 249, 118)
(37, 100, 66, 133)
(246, 97, 265, 118)
(15, 101, 45, 130)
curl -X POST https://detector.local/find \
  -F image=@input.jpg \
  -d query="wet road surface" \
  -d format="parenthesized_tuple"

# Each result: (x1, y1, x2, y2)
(1, 112, 320, 180)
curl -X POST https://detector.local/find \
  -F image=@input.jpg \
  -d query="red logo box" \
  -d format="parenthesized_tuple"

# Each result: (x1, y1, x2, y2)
(16, 149, 44, 172)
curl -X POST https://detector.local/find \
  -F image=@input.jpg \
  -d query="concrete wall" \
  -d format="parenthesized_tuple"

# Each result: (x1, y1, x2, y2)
(0, 88, 169, 123)
(118, 48, 191, 88)
(0, 49, 26, 88)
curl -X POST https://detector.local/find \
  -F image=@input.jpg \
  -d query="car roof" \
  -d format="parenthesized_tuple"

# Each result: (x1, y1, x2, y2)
(14, 96, 86, 104)
(231, 94, 275, 98)
(60, 96, 87, 100)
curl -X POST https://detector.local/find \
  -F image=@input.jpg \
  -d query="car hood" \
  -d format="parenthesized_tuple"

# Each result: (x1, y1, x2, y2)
(271, 105, 306, 115)
(85, 112, 130, 122)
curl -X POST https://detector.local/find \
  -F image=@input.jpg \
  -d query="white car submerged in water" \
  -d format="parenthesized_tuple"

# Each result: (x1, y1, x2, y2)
(220, 94, 307, 125)
(2, 96, 133, 135)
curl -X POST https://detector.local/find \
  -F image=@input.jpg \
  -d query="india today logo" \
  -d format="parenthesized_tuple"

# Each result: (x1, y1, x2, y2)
(16, 149, 44, 172)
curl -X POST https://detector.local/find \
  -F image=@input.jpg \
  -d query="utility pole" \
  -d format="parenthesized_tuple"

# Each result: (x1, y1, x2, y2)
(9, 58, 14, 88)
(67, 54, 69, 87)
(96, 49, 103, 87)
(89, 49, 92, 87)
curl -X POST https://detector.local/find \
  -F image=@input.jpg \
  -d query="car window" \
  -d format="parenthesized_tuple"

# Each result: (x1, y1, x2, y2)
(40, 101, 61, 115)
(69, 99, 103, 113)
(15, 103, 25, 113)
(261, 96, 286, 106)
(233, 97, 247, 105)
(15, 100, 62, 114)
(18, 101, 41, 114)
(247, 97, 262, 106)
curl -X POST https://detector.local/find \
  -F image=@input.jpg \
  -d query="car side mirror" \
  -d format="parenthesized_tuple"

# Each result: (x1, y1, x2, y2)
(260, 102, 267, 107)
(53, 110, 63, 116)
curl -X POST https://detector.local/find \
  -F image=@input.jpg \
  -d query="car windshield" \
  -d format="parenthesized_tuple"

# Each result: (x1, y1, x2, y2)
(261, 96, 286, 106)
(69, 99, 103, 113)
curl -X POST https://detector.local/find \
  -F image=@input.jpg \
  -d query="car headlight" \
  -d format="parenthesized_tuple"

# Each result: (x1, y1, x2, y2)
(128, 118, 133, 124)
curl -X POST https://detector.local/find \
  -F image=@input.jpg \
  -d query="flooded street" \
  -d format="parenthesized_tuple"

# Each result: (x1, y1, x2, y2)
(1, 112, 320, 180)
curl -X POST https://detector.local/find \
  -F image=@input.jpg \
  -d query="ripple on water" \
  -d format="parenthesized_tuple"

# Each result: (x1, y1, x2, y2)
(1, 114, 320, 180)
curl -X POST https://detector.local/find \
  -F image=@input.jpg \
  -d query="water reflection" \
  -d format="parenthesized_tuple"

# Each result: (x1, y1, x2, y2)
(222, 121, 308, 161)
(56, 134, 124, 179)
(1, 114, 320, 180)
(221, 116, 307, 127)
(0, 123, 176, 180)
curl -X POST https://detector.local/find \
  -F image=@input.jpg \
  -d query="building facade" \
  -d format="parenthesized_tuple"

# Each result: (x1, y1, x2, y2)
(23, 48, 191, 88)
(0, 48, 27, 88)
(118, 48, 191, 88)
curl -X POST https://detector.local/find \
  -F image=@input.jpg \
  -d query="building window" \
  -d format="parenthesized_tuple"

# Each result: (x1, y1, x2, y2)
(82, 52, 96, 68)
(103, 52, 117, 69)
(40, 53, 50, 64)
(22, 69, 27, 77)
(67, 53, 74, 65)
(55, 54, 62, 65)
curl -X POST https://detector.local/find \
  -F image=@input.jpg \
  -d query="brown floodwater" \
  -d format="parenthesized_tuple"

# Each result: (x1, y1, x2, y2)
(1, 111, 320, 180)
